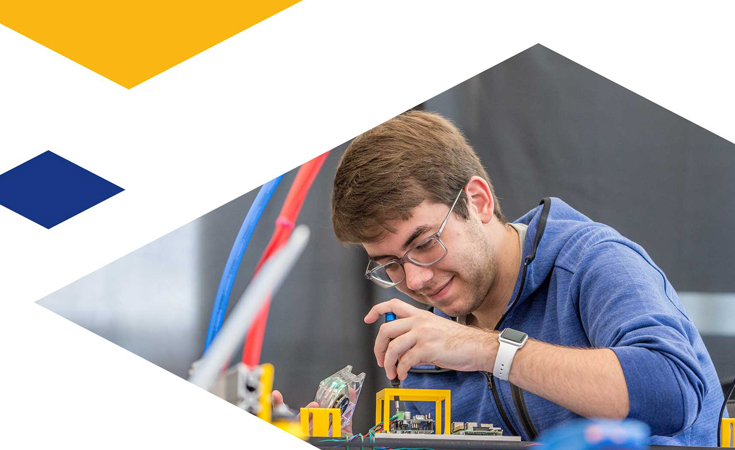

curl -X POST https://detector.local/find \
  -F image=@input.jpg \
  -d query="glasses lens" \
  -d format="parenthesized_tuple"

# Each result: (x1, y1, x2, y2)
(369, 261, 405, 287)
(407, 237, 447, 266)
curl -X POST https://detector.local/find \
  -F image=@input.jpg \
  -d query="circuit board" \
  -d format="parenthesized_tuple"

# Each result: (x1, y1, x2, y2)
(389, 411, 436, 434)
(451, 421, 503, 436)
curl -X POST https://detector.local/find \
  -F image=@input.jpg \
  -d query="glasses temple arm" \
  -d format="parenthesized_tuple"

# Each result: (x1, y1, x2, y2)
(437, 189, 464, 236)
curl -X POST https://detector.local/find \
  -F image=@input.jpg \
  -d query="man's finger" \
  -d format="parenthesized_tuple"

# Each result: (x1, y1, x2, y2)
(383, 333, 417, 379)
(396, 348, 423, 381)
(364, 299, 423, 324)
(373, 318, 415, 367)
(272, 389, 285, 406)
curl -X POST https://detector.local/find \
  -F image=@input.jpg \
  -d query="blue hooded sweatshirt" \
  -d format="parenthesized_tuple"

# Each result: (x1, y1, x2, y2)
(402, 198, 724, 446)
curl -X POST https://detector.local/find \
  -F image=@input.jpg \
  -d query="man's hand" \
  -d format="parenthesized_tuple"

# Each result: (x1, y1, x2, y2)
(364, 299, 498, 380)
(365, 300, 629, 420)
(272, 390, 320, 413)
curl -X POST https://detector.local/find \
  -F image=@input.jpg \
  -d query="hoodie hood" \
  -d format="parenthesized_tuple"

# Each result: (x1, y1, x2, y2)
(506, 197, 597, 315)
(432, 197, 598, 322)
(420, 197, 598, 365)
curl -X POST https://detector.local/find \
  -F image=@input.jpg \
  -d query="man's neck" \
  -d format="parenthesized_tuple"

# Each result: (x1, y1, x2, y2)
(468, 223, 522, 330)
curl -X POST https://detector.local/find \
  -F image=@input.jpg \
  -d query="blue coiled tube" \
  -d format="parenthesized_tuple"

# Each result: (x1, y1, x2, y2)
(203, 175, 283, 352)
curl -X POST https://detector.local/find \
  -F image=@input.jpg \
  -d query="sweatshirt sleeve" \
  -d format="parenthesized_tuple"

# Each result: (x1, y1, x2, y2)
(572, 241, 707, 436)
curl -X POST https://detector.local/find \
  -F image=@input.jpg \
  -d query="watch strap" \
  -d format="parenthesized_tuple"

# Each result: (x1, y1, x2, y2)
(494, 338, 519, 381)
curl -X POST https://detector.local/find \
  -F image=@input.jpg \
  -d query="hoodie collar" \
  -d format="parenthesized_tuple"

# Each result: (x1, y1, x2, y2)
(505, 197, 596, 316)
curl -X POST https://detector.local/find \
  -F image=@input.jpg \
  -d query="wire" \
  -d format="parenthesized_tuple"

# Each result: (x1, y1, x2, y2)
(718, 377, 735, 447)
(241, 151, 330, 365)
(189, 225, 311, 390)
(319, 415, 399, 446)
(203, 175, 283, 352)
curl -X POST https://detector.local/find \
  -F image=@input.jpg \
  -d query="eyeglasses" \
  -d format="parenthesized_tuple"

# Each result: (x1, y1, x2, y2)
(364, 188, 464, 288)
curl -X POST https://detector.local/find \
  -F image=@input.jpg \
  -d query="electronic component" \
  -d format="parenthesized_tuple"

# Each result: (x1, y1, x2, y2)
(316, 377, 350, 413)
(314, 365, 366, 435)
(451, 421, 504, 436)
(375, 388, 451, 434)
(390, 411, 436, 434)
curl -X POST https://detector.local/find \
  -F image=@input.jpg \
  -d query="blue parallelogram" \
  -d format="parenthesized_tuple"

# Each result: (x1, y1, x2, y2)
(0, 151, 124, 229)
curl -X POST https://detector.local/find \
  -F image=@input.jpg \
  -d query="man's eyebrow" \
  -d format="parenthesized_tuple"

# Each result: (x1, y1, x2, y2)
(366, 225, 433, 261)
(402, 225, 432, 250)
(367, 253, 393, 261)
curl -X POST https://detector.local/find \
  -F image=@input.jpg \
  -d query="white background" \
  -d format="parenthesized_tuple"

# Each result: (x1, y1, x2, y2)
(0, 1, 733, 448)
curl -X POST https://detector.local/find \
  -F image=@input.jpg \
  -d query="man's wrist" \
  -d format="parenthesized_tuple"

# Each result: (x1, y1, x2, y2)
(477, 329, 500, 373)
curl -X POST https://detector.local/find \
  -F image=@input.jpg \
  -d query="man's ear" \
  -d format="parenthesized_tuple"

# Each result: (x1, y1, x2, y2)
(465, 176, 494, 224)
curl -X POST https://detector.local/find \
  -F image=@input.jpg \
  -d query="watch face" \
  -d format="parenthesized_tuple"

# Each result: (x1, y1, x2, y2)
(501, 328, 527, 343)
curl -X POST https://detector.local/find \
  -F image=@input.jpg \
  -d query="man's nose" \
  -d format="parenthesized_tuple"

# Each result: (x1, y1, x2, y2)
(403, 262, 433, 292)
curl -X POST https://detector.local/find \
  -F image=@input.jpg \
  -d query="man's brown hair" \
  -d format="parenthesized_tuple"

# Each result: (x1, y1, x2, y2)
(331, 110, 504, 245)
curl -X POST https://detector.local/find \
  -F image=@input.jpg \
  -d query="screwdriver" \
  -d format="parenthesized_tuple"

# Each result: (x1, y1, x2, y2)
(385, 312, 401, 415)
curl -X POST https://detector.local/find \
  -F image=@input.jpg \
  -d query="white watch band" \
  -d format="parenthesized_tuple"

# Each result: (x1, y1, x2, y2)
(493, 339, 520, 381)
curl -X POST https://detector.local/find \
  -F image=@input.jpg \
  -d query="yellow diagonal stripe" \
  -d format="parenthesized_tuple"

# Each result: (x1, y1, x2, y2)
(0, 1, 301, 89)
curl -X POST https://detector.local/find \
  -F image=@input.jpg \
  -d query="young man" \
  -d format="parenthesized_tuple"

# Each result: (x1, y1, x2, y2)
(329, 110, 724, 445)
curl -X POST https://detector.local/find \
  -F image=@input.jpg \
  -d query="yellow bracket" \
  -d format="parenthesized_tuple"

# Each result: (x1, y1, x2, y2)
(375, 388, 451, 435)
(273, 419, 307, 440)
(723, 418, 735, 447)
(300, 408, 342, 437)
(256, 363, 274, 423)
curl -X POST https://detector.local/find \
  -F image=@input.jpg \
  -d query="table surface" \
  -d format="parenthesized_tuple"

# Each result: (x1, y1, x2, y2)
(308, 436, 713, 450)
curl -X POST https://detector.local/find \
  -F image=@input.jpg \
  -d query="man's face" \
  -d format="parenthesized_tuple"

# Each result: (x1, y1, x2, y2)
(363, 200, 498, 317)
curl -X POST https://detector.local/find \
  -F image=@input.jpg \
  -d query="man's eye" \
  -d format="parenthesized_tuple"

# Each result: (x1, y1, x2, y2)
(416, 239, 436, 251)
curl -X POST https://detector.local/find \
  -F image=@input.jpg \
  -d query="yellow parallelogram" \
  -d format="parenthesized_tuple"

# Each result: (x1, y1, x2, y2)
(0, 0, 301, 88)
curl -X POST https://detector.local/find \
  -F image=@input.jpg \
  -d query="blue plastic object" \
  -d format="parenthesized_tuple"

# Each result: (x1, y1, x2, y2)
(537, 419, 650, 450)
(384, 312, 400, 387)
(203, 175, 283, 352)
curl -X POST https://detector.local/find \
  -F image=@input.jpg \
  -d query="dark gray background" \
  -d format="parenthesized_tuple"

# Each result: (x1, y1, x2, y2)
(39, 44, 735, 433)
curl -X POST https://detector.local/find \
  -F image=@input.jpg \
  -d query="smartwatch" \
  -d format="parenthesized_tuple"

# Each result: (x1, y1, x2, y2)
(493, 328, 528, 381)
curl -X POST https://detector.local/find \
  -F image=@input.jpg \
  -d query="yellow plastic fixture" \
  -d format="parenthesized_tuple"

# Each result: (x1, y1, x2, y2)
(300, 408, 342, 437)
(723, 418, 735, 448)
(273, 419, 307, 439)
(256, 363, 275, 422)
(375, 388, 451, 435)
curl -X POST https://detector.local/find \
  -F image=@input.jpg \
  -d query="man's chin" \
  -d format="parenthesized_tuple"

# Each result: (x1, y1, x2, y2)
(429, 299, 471, 318)
(405, 291, 472, 317)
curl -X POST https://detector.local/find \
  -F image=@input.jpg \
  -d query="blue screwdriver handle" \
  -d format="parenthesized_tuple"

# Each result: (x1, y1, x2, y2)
(384, 312, 400, 388)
